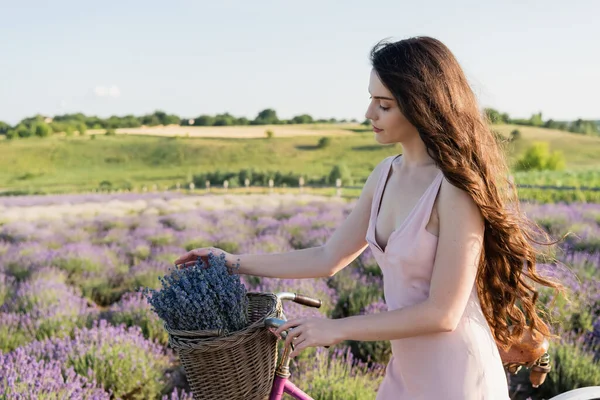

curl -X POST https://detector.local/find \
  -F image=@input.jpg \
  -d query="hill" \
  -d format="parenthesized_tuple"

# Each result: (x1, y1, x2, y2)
(0, 123, 598, 194)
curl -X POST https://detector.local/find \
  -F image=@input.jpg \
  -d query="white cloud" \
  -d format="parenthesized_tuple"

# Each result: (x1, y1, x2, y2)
(94, 85, 121, 98)
(108, 85, 121, 97)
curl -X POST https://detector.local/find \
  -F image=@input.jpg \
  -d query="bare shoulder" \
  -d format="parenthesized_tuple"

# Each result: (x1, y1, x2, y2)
(437, 177, 484, 229)
(362, 156, 393, 198)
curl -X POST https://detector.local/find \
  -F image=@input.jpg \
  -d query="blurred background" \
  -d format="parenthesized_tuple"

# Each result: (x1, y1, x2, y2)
(0, 0, 598, 198)
(0, 1, 599, 399)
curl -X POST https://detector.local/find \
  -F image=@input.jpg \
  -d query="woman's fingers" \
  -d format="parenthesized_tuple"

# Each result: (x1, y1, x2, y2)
(174, 248, 216, 268)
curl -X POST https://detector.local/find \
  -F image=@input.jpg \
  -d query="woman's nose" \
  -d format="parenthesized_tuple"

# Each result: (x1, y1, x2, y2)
(365, 104, 374, 121)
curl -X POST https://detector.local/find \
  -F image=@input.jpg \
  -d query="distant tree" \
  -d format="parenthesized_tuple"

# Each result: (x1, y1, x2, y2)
(34, 123, 51, 137)
(105, 128, 116, 136)
(78, 123, 87, 135)
(6, 129, 18, 139)
(213, 113, 236, 126)
(20, 114, 46, 128)
(49, 122, 67, 133)
(16, 124, 32, 138)
(53, 113, 86, 123)
(361, 119, 371, 126)
(253, 109, 279, 125)
(151, 110, 180, 125)
(291, 114, 314, 124)
(105, 116, 123, 129)
(85, 116, 105, 129)
(194, 115, 215, 126)
(484, 108, 504, 124)
(120, 115, 142, 128)
(236, 117, 250, 125)
(569, 119, 599, 135)
(0, 121, 10, 135)
(529, 112, 543, 127)
(139, 114, 160, 126)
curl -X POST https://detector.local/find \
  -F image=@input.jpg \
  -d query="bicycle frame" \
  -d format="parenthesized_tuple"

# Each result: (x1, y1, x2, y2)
(269, 371, 313, 400)
(266, 292, 320, 400)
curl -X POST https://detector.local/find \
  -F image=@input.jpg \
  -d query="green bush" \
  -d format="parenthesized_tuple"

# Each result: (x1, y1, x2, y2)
(265, 129, 274, 139)
(105, 128, 116, 136)
(317, 137, 331, 149)
(6, 130, 18, 139)
(510, 129, 522, 141)
(34, 123, 51, 138)
(515, 142, 566, 172)
(328, 163, 353, 185)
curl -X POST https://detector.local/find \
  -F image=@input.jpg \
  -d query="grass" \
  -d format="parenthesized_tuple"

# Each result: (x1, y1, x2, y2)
(494, 125, 600, 168)
(0, 123, 599, 194)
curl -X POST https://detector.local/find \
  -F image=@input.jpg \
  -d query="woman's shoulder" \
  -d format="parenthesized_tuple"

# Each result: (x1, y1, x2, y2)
(362, 155, 398, 199)
(438, 176, 483, 227)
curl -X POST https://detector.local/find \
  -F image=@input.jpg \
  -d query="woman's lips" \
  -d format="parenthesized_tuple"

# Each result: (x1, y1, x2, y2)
(372, 126, 383, 133)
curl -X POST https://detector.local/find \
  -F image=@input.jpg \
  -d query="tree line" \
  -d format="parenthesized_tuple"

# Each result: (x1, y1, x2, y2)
(0, 108, 597, 140)
(484, 108, 599, 136)
(0, 109, 359, 140)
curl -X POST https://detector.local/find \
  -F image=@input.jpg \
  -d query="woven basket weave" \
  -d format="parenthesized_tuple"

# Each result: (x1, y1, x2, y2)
(166, 292, 282, 400)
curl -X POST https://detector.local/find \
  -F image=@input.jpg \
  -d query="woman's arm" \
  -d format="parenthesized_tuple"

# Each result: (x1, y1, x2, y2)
(233, 160, 387, 279)
(337, 178, 484, 341)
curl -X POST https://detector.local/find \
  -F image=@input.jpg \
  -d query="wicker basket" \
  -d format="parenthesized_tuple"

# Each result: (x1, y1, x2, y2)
(166, 292, 282, 400)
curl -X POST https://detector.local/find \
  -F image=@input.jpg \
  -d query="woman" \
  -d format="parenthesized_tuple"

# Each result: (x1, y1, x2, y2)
(174, 36, 563, 399)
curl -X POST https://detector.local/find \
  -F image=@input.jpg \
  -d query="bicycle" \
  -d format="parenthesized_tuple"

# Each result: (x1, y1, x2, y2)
(265, 291, 600, 400)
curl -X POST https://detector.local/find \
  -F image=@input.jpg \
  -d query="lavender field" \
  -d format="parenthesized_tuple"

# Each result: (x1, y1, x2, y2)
(1, 192, 599, 399)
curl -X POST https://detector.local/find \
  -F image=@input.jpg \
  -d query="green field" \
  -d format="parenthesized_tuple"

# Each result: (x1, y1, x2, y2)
(0, 123, 599, 195)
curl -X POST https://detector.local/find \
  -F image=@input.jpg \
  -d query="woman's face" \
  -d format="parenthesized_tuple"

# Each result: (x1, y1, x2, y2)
(365, 68, 419, 145)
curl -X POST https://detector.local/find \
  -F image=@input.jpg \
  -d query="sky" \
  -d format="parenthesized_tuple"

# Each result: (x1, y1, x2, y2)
(1, 0, 598, 125)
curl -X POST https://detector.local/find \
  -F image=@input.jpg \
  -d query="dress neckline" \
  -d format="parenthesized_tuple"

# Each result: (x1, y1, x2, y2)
(372, 155, 442, 253)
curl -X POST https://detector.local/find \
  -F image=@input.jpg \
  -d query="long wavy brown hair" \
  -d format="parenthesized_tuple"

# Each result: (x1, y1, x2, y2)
(370, 36, 566, 350)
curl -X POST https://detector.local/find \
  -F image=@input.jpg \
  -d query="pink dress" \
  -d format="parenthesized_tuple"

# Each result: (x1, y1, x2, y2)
(366, 155, 510, 400)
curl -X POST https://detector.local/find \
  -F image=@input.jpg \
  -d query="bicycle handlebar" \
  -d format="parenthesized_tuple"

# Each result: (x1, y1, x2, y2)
(275, 292, 322, 308)
(266, 292, 329, 350)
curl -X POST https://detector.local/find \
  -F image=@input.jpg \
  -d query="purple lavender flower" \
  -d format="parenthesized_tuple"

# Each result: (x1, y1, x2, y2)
(18, 319, 172, 399)
(0, 347, 110, 399)
(143, 252, 249, 332)
(108, 291, 168, 344)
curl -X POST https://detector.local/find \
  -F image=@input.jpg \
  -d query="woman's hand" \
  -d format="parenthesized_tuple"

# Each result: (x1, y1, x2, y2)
(173, 247, 231, 269)
(274, 317, 344, 358)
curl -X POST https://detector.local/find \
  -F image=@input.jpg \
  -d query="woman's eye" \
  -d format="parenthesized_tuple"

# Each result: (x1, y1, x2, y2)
(379, 105, 390, 111)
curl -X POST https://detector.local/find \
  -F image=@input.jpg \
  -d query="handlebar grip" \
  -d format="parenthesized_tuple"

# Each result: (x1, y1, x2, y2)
(294, 294, 322, 308)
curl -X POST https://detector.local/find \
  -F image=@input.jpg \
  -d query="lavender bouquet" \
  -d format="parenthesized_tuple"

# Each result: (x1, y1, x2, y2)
(142, 252, 249, 333)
